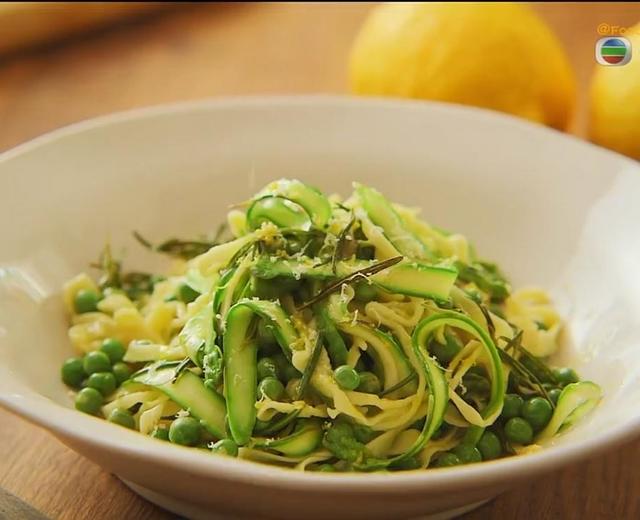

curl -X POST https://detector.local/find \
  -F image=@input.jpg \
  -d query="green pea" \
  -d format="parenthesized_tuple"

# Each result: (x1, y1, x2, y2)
(211, 438, 238, 457)
(434, 452, 461, 467)
(258, 377, 284, 400)
(107, 408, 135, 429)
(177, 283, 199, 303)
(353, 282, 378, 303)
(61, 357, 85, 388)
(477, 431, 502, 460)
(74, 289, 100, 314)
(100, 338, 126, 363)
(430, 331, 462, 364)
(501, 393, 524, 419)
(522, 397, 553, 430)
(257, 357, 279, 381)
(284, 238, 304, 255)
(74, 387, 103, 415)
(83, 351, 111, 375)
(334, 365, 360, 391)
(394, 455, 421, 470)
(151, 427, 170, 441)
(357, 371, 381, 394)
(169, 417, 202, 446)
(285, 378, 302, 400)
(273, 353, 299, 382)
(112, 362, 132, 385)
(453, 444, 482, 464)
(318, 464, 337, 472)
(87, 372, 117, 396)
(462, 425, 483, 446)
(504, 417, 534, 445)
(463, 374, 490, 395)
(553, 367, 579, 386)
(257, 321, 279, 354)
(548, 388, 562, 405)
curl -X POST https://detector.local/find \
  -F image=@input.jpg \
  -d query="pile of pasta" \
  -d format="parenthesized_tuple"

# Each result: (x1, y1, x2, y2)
(63, 179, 592, 471)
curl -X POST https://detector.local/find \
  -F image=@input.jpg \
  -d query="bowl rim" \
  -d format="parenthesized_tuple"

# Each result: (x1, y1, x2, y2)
(1, 95, 639, 493)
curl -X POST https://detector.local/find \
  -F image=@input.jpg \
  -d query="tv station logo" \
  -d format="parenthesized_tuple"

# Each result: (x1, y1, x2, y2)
(595, 37, 632, 66)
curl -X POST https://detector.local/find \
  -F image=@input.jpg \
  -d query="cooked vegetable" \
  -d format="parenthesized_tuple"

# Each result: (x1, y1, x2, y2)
(253, 256, 457, 303)
(536, 382, 602, 441)
(211, 438, 238, 457)
(133, 225, 227, 260)
(504, 417, 533, 444)
(75, 387, 103, 415)
(223, 299, 298, 445)
(61, 179, 600, 471)
(100, 338, 126, 363)
(253, 420, 323, 457)
(257, 357, 279, 380)
(151, 427, 170, 441)
(133, 362, 227, 439)
(452, 444, 482, 464)
(548, 388, 562, 405)
(477, 431, 502, 460)
(553, 367, 580, 386)
(334, 365, 361, 391)
(74, 289, 100, 313)
(255, 179, 332, 229)
(87, 372, 117, 396)
(107, 408, 136, 429)
(169, 416, 202, 446)
(357, 371, 382, 394)
(112, 362, 132, 385)
(61, 357, 84, 388)
(434, 452, 461, 467)
(323, 421, 366, 463)
(83, 351, 111, 375)
(247, 196, 312, 231)
(258, 377, 285, 400)
(353, 183, 430, 259)
(522, 397, 553, 431)
(501, 394, 524, 419)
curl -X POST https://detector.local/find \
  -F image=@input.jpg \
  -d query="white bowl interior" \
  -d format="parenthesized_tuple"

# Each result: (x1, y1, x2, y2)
(0, 98, 639, 493)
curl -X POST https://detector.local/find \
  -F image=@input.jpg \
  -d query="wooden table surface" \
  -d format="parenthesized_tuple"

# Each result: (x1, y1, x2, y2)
(1, 3, 639, 519)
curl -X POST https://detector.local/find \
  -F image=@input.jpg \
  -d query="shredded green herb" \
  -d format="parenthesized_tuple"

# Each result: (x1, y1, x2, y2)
(296, 335, 324, 399)
(378, 372, 418, 398)
(297, 255, 403, 311)
(133, 223, 227, 260)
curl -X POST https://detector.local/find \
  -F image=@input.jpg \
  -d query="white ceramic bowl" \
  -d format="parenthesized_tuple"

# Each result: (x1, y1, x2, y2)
(1, 97, 639, 520)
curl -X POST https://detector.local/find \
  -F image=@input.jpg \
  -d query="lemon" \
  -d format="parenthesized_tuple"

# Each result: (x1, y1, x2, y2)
(590, 25, 640, 159)
(349, 3, 576, 130)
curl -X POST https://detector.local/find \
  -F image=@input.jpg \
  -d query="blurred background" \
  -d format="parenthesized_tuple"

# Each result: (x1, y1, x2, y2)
(1, 2, 640, 158)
